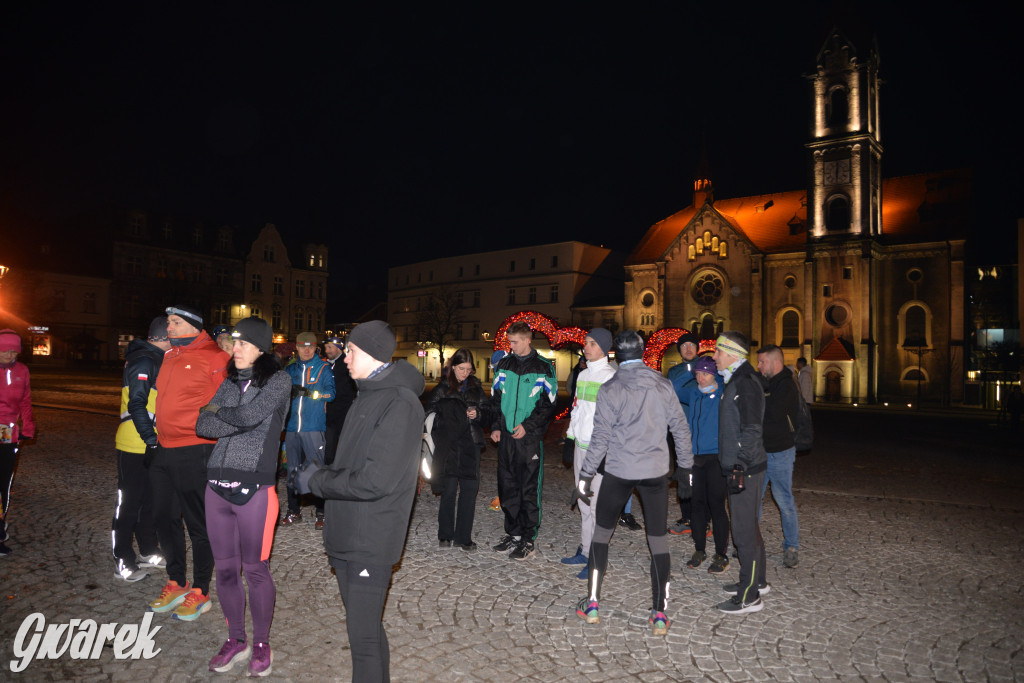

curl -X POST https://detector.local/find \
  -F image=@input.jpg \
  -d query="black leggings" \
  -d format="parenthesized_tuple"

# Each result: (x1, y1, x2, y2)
(589, 473, 671, 611)
(690, 455, 729, 556)
(0, 443, 17, 519)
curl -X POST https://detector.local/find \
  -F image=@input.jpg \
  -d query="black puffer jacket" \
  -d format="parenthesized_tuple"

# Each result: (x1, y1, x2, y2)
(196, 354, 291, 486)
(718, 361, 767, 474)
(763, 367, 800, 452)
(309, 360, 425, 566)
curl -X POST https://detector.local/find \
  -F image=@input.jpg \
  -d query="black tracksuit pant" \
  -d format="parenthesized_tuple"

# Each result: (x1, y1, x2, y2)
(112, 449, 160, 565)
(496, 433, 543, 540)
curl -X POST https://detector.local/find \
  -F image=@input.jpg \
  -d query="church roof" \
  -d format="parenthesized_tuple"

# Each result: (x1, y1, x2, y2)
(815, 336, 856, 361)
(626, 169, 971, 265)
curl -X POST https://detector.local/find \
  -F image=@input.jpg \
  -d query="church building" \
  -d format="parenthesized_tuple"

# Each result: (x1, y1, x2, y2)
(624, 29, 969, 404)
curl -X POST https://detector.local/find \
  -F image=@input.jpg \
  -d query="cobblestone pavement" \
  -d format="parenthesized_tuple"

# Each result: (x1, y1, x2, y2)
(1, 401, 1022, 681)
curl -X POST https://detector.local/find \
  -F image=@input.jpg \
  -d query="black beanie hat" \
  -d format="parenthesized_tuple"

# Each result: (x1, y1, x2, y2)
(165, 305, 204, 332)
(676, 330, 699, 349)
(614, 330, 645, 361)
(347, 320, 396, 363)
(231, 317, 273, 353)
(148, 316, 169, 341)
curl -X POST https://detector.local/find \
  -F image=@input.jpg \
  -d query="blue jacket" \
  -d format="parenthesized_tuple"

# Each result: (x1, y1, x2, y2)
(680, 382, 720, 456)
(286, 355, 336, 432)
(668, 360, 697, 408)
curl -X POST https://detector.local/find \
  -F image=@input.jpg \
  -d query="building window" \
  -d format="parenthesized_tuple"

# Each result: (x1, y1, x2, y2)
(691, 270, 725, 306)
(217, 229, 231, 251)
(550, 285, 559, 303)
(307, 313, 313, 331)
(213, 304, 229, 324)
(456, 324, 463, 340)
(428, 270, 433, 282)
(192, 227, 202, 247)
(823, 284, 832, 298)
(473, 291, 480, 307)
(907, 268, 923, 284)
(780, 310, 800, 347)
(318, 282, 324, 300)
(509, 260, 515, 272)
(458, 266, 463, 277)
(551, 255, 558, 268)
(824, 303, 850, 327)
(274, 277, 284, 295)
(828, 86, 849, 128)
(309, 254, 316, 267)
(641, 291, 654, 307)
(507, 289, 516, 305)
(126, 257, 141, 276)
(294, 309, 303, 331)
(784, 274, 797, 289)
(529, 258, 535, 270)
(474, 265, 480, 275)
(156, 259, 168, 279)
(216, 268, 228, 286)
(162, 222, 173, 240)
(826, 195, 850, 232)
(843, 266, 853, 280)
(264, 245, 275, 262)
(83, 292, 96, 314)
(190, 264, 202, 283)
(250, 304, 261, 318)
(902, 303, 929, 347)
(472, 323, 479, 340)
(251, 274, 262, 293)
(272, 304, 282, 330)
(457, 292, 464, 308)
(128, 215, 143, 236)
(528, 287, 537, 304)
(295, 280, 305, 298)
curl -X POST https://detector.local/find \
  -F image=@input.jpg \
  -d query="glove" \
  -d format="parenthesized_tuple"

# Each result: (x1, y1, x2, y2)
(570, 474, 595, 507)
(290, 462, 321, 495)
(143, 445, 158, 469)
(562, 437, 575, 467)
(290, 385, 306, 399)
(676, 467, 693, 500)
(726, 464, 746, 494)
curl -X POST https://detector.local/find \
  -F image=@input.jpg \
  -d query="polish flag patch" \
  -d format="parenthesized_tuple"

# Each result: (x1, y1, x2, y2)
(137, 373, 148, 381)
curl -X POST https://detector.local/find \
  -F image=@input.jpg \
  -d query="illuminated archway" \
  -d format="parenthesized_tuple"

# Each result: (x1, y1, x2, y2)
(493, 311, 588, 352)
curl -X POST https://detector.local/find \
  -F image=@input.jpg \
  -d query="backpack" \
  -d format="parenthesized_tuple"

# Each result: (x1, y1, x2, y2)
(788, 398, 814, 452)
(420, 412, 437, 480)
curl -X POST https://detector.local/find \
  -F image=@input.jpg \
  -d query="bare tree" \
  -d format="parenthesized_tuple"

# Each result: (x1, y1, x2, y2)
(416, 287, 463, 369)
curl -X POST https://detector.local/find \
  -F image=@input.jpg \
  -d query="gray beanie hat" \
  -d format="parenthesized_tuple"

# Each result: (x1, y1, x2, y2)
(586, 328, 613, 355)
(348, 320, 396, 363)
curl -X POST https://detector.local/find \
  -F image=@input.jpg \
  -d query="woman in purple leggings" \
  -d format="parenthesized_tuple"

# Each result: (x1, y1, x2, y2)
(196, 317, 291, 677)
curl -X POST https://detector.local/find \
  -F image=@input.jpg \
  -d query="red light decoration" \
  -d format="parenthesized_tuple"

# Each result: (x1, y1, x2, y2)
(493, 311, 588, 352)
(642, 329, 717, 371)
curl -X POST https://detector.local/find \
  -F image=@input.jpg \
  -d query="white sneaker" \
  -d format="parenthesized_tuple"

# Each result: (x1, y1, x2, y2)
(139, 554, 167, 568)
(115, 561, 150, 583)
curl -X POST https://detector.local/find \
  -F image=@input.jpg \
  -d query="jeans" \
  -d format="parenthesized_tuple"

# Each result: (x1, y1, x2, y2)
(759, 447, 799, 550)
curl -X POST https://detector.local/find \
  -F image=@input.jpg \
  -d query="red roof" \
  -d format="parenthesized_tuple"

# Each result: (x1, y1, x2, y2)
(627, 169, 971, 265)
(815, 337, 855, 361)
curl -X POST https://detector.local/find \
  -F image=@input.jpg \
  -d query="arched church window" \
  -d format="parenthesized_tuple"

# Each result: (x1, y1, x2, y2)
(699, 314, 716, 340)
(828, 86, 849, 128)
(780, 310, 800, 347)
(826, 195, 850, 232)
(903, 305, 927, 347)
(691, 270, 725, 306)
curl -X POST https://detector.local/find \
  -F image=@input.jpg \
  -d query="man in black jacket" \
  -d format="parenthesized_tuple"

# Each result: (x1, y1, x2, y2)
(756, 344, 801, 568)
(303, 320, 424, 683)
(112, 316, 171, 582)
(713, 331, 768, 614)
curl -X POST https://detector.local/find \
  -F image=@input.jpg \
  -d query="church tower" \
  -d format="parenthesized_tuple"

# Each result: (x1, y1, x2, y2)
(806, 28, 882, 238)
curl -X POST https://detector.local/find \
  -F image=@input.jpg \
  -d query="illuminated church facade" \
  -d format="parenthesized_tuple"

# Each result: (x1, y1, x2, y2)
(624, 29, 969, 404)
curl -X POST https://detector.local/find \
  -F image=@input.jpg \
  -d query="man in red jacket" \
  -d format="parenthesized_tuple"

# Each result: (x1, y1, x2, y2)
(147, 305, 229, 621)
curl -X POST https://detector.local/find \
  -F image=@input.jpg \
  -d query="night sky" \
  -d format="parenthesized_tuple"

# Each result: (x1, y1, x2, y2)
(1, 3, 1018, 320)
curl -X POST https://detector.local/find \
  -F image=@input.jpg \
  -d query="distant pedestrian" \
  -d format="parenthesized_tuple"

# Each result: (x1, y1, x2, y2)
(667, 331, 700, 535)
(757, 345, 801, 568)
(573, 330, 692, 635)
(147, 305, 229, 620)
(0, 329, 34, 557)
(713, 332, 768, 614)
(212, 325, 234, 355)
(323, 335, 357, 467)
(487, 322, 557, 560)
(796, 357, 813, 404)
(112, 316, 170, 581)
(197, 317, 290, 677)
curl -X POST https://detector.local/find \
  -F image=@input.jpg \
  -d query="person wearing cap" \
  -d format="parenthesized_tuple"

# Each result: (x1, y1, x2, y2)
(561, 328, 616, 580)
(196, 316, 291, 677)
(756, 344, 802, 569)
(713, 331, 769, 614)
(323, 335, 357, 467)
(212, 325, 234, 354)
(0, 329, 34, 557)
(112, 316, 171, 581)
(487, 321, 557, 561)
(573, 330, 692, 635)
(282, 331, 335, 529)
(147, 304, 229, 620)
(297, 320, 424, 682)
(676, 355, 730, 574)
(667, 330, 701, 535)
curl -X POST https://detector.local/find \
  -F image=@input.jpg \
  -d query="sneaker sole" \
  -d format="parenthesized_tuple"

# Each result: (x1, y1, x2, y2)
(707, 564, 729, 574)
(211, 646, 252, 673)
(560, 556, 587, 565)
(576, 610, 599, 624)
(651, 622, 669, 635)
(172, 600, 213, 621)
(718, 600, 764, 615)
(510, 550, 535, 561)
(148, 593, 190, 612)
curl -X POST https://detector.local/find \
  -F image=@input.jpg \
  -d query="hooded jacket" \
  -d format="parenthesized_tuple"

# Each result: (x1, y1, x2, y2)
(309, 360, 425, 566)
(581, 360, 693, 481)
(566, 355, 616, 450)
(196, 354, 291, 485)
(155, 332, 229, 448)
(718, 360, 767, 474)
(286, 354, 336, 432)
(115, 338, 164, 453)
(0, 362, 34, 441)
